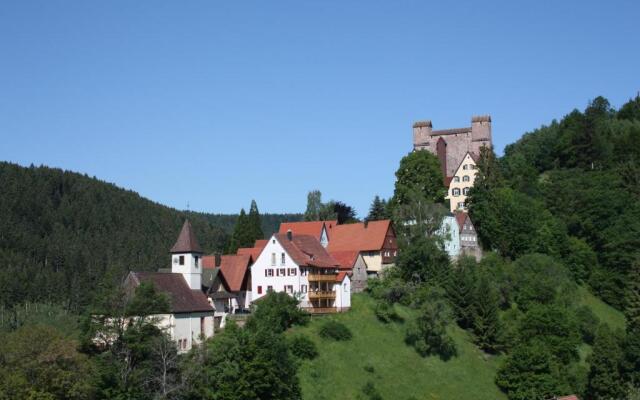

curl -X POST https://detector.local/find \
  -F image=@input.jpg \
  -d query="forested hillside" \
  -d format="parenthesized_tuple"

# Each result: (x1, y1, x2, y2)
(0, 162, 301, 315)
(470, 95, 640, 309)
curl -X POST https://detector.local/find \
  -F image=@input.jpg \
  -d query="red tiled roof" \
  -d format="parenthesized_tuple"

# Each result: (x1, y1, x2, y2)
(454, 211, 468, 233)
(336, 271, 350, 282)
(275, 233, 339, 268)
(170, 220, 203, 254)
(444, 176, 453, 187)
(254, 239, 268, 249)
(128, 271, 213, 313)
(218, 254, 251, 292)
(327, 220, 392, 252)
(202, 255, 216, 269)
(279, 220, 337, 240)
(329, 250, 360, 269)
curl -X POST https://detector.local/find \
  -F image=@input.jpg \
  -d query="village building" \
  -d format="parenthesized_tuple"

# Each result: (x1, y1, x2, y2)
(124, 220, 215, 353)
(445, 152, 479, 212)
(327, 220, 398, 275)
(413, 115, 492, 178)
(251, 231, 351, 314)
(329, 250, 368, 293)
(454, 211, 482, 260)
(202, 253, 252, 328)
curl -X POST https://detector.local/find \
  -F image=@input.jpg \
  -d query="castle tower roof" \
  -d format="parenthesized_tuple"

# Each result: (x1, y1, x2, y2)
(170, 220, 203, 254)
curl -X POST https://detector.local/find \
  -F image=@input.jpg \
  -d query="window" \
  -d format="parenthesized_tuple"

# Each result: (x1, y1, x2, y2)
(266, 269, 274, 277)
(301, 284, 307, 293)
(453, 176, 460, 182)
(281, 253, 285, 265)
(267, 286, 273, 292)
(271, 253, 276, 266)
(463, 164, 468, 170)
(257, 285, 263, 294)
(457, 202, 465, 209)
(344, 283, 348, 292)
(285, 285, 293, 293)
(200, 317, 205, 336)
(463, 187, 470, 195)
(462, 175, 470, 182)
(194, 256, 199, 268)
(279, 268, 286, 276)
(288, 268, 297, 276)
(272, 239, 275, 244)
(452, 188, 461, 196)
(179, 255, 184, 265)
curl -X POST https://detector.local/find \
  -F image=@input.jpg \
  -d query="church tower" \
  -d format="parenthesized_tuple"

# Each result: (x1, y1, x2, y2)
(170, 220, 203, 290)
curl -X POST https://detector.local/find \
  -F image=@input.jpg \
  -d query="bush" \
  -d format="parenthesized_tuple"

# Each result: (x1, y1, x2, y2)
(362, 381, 383, 400)
(318, 320, 352, 341)
(374, 302, 402, 323)
(363, 364, 375, 373)
(288, 335, 318, 360)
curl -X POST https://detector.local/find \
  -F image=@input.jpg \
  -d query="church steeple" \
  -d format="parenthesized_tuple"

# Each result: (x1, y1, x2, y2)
(171, 220, 203, 254)
(170, 220, 203, 290)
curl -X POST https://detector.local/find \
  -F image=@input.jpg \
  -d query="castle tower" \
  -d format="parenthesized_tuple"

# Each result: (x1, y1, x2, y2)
(170, 220, 203, 290)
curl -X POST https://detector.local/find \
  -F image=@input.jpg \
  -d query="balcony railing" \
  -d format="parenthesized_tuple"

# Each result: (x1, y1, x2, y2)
(308, 274, 337, 282)
(303, 307, 337, 314)
(308, 290, 336, 299)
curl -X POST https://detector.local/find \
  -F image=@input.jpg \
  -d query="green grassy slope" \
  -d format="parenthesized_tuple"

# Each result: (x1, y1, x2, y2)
(576, 285, 626, 331)
(291, 294, 507, 400)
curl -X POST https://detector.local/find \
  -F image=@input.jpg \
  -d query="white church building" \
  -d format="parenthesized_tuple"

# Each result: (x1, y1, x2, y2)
(124, 220, 215, 352)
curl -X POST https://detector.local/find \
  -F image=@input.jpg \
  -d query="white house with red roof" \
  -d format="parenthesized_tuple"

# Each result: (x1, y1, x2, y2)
(279, 220, 337, 247)
(251, 230, 350, 313)
(201, 253, 252, 327)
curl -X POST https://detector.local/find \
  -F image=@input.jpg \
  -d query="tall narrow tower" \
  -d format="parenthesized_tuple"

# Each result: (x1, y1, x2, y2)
(170, 220, 203, 290)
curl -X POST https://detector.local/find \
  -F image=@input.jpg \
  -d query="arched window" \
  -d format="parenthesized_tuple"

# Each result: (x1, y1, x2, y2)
(462, 175, 470, 182)
(452, 188, 461, 196)
(463, 187, 470, 195)
(453, 176, 460, 183)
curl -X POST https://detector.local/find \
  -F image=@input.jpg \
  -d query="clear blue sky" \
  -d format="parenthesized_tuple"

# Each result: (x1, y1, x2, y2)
(1, 1, 638, 216)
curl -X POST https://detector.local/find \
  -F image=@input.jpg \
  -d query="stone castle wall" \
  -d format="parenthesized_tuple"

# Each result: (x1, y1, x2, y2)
(413, 116, 492, 177)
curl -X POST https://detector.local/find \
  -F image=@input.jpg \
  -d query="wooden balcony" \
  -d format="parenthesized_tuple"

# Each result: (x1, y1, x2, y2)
(303, 307, 337, 314)
(308, 274, 337, 282)
(308, 290, 336, 300)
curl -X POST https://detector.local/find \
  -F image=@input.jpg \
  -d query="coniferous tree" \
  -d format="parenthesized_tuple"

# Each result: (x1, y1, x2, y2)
(228, 209, 252, 253)
(304, 190, 323, 221)
(447, 257, 478, 330)
(586, 325, 625, 400)
(624, 259, 640, 386)
(472, 274, 501, 353)
(248, 200, 264, 242)
(367, 195, 388, 221)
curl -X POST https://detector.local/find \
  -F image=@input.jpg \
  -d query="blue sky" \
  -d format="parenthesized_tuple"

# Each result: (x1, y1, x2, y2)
(1, 1, 638, 217)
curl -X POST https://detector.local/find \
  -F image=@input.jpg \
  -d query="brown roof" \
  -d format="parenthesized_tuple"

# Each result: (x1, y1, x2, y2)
(254, 239, 268, 249)
(413, 120, 432, 128)
(128, 271, 213, 313)
(454, 211, 468, 233)
(329, 250, 360, 269)
(218, 254, 251, 292)
(327, 220, 393, 252)
(170, 220, 203, 254)
(275, 233, 339, 268)
(202, 255, 216, 269)
(279, 220, 337, 241)
(237, 247, 262, 262)
(444, 176, 453, 187)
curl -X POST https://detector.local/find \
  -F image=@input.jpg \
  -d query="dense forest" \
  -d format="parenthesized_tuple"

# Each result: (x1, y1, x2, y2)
(0, 162, 301, 316)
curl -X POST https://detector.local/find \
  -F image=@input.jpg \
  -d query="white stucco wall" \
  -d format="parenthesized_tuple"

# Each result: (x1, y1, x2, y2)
(445, 153, 478, 212)
(335, 275, 351, 310)
(251, 236, 308, 303)
(151, 312, 214, 353)
(170, 252, 202, 290)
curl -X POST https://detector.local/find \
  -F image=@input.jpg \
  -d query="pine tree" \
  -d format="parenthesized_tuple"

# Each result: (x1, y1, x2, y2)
(447, 257, 477, 330)
(228, 209, 252, 253)
(624, 259, 640, 386)
(304, 190, 323, 221)
(248, 200, 264, 242)
(367, 195, 388, 221)
(472, 274, 501, 353)
(586, 325, 625, 400)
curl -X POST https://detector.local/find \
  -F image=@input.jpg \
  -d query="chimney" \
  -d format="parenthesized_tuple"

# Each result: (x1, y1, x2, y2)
(286, 229, 293, 241)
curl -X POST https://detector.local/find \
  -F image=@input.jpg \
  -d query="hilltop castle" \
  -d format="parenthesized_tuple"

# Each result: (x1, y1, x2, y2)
(412, 115, 492, 177)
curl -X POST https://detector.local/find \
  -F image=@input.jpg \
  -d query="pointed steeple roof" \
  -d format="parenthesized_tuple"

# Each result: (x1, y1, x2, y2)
(170, 220, 203, 254)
